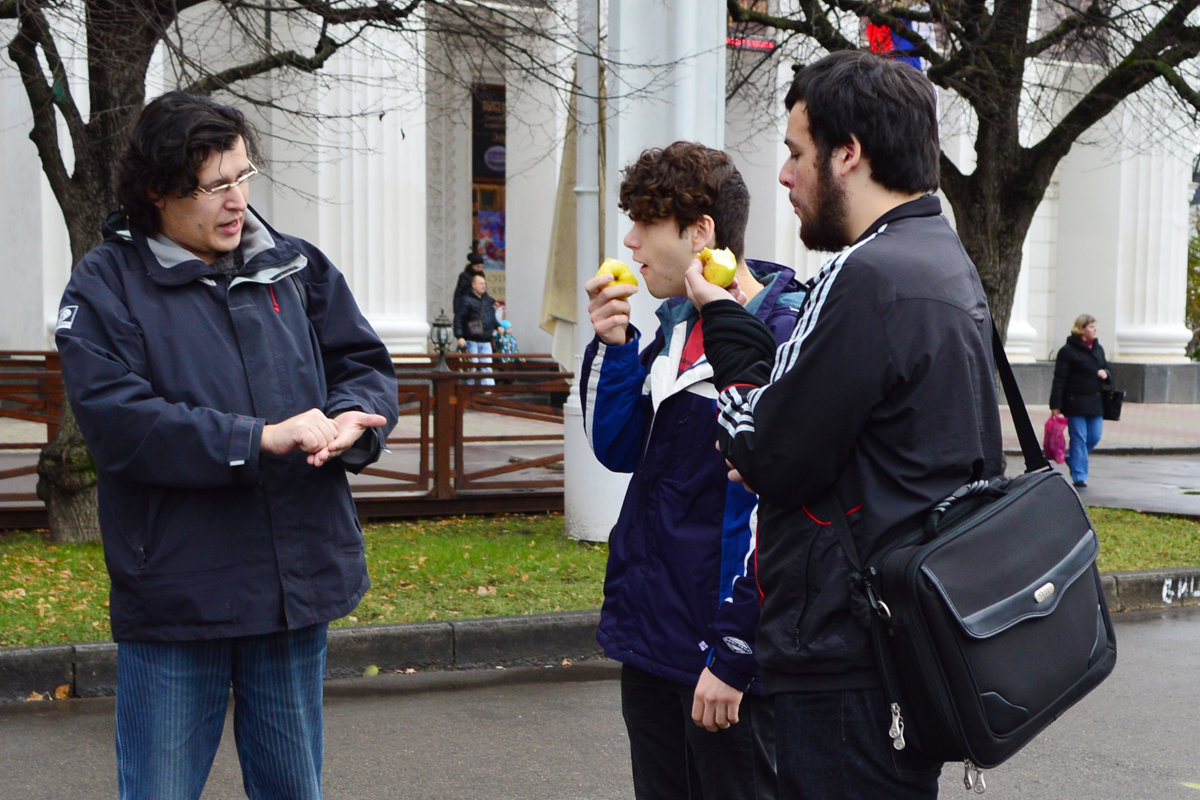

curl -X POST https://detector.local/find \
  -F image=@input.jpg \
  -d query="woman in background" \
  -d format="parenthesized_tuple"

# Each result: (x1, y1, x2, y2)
(1049, 314, 1110, 488)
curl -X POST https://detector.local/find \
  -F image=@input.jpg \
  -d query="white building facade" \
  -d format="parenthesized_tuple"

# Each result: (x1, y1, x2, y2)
(0, 3, 1196, 542)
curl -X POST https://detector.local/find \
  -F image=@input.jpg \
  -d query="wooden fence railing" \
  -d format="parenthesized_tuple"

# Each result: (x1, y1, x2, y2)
(0, 351, 571, 529)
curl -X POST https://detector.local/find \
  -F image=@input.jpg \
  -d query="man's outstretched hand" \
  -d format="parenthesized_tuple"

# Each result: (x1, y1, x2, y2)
(262, 408, 388, 467)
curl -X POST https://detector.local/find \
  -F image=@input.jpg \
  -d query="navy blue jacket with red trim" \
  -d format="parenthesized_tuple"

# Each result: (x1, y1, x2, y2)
(580, 261, 805, 691)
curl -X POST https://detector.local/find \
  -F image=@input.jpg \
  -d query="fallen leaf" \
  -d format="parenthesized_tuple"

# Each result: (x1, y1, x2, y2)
(476, 585, 496, 596)
(363, 665, 380, 677)
(25, 691, 47, 702)
(54, 684, 71, 700)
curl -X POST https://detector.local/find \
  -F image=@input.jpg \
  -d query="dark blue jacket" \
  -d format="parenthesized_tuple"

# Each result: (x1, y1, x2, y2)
(580, 261, 806, 690)
(54, 209, 398, 642)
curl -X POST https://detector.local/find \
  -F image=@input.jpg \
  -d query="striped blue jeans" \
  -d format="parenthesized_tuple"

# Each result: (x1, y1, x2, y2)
(115, 623, 328, 800)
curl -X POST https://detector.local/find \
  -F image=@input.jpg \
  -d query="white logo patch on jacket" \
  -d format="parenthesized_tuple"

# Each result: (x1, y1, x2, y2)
(723, 636, 754, 655)
(56, 306, 79, 331)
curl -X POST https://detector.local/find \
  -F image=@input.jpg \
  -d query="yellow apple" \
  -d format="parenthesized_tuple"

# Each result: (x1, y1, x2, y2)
(596, 257, 639, 287)
(698, 247, 737, 288)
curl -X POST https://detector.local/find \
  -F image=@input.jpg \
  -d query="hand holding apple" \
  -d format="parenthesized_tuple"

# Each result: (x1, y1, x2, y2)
(697, 247, 737, 288)
(587, 257, 640, 346)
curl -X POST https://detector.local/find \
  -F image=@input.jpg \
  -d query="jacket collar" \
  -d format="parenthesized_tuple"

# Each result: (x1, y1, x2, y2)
(854, 194, 942, 245)
(106, 206, 304, 287)
(653, 259, 805, 339)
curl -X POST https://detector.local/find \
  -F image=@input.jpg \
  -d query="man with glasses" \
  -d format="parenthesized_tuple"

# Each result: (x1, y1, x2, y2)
(54, 91, 398, 800)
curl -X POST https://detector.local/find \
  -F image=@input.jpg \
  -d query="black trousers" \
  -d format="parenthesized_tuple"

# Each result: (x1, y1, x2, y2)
(774, 688, 941, 799)
(620, 664, 777, 800)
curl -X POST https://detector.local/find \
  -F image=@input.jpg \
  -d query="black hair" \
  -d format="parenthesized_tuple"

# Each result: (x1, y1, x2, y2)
(116, 91, 261, 234)
(784, 51, 939, 194)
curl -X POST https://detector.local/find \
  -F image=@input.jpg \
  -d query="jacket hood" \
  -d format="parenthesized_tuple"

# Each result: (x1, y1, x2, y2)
(103, 206, 305, 287)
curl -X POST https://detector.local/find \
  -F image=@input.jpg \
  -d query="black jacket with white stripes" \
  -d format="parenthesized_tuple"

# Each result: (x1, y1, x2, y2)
(700, 195, 1004, 693)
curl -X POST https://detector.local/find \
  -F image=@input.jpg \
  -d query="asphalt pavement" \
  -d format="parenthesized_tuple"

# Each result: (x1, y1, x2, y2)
(1, 404, 1200, 797)
(1, 608, 1198, 799)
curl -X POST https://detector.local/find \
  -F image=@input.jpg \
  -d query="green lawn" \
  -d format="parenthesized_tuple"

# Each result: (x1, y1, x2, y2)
(0, 508, 1197, 649)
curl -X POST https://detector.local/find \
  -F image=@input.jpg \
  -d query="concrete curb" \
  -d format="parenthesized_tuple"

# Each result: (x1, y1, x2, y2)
(0, 609, 603, 703)
(3, 570, 1200, 704)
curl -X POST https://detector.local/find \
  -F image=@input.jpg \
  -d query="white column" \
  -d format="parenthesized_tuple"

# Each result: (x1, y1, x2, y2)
(606, 0, 727, 333)
(1111, 147, 1193, 361)
(1006, 186, 1060, 363)
(564, 0, 623, 542)
(315, 31, 429, 352)
(1056, 117, 1193, 363)
(564, 0, 728, 541)
(505, 22, 565, 356)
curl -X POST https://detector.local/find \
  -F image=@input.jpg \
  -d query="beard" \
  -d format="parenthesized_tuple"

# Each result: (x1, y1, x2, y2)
(798, 158, 851, 252)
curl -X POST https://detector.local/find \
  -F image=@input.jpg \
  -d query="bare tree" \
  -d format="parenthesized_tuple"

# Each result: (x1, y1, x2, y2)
(727, 0, 1200, 339)
(0, 0, 597, 542)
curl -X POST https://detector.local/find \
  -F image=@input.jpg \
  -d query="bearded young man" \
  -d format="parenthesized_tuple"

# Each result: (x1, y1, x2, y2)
(684, 52, 1003, 799)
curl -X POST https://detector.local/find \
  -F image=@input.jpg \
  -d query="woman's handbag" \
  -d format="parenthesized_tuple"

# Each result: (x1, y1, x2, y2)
(826, 321, 1117, 791)
(1101, 385, 1124, 421)
(1042, 414, 1067, 463)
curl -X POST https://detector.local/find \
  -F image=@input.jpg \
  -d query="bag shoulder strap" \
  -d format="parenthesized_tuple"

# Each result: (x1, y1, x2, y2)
(828, 316, 1047, 570)
(991, 319, 1050, 474)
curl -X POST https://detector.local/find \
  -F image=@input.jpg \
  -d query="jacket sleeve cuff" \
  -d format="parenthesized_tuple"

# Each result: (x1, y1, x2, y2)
(706, 650, 756, 693)
(336, 426, 384, 474)
(228, 415, 263, 483)
(592, 325, 640, 355)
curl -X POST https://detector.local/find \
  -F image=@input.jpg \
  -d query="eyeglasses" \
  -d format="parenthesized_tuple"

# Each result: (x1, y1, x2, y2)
(193, 161, 258, 198)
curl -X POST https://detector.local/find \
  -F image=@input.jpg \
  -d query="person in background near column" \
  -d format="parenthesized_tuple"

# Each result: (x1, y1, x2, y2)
(1049, 314, 1110, 488)
(53, 91, 399, 800)
(453, 249, 486, 313)
(582, 140, 808, 800)
(455, 272, 499, 386)
(685, 51, 1003, 799)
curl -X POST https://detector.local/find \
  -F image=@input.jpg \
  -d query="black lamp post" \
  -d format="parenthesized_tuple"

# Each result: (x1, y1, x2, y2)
(430, 310, 454, 371)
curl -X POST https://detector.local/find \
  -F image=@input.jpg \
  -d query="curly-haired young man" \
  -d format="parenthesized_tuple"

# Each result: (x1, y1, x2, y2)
(579, 141, 807, 799)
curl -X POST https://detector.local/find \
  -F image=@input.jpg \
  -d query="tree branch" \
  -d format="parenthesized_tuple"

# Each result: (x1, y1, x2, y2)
(1031, 7, 1200, 169)
(6, 6, 77, 201)
(726, 0, 857, 54)
(182, 32, 344, 95)
(288, 0, 422, 26)
(1152, 57, 1200, 116)
(1024, 0, 1109, 60)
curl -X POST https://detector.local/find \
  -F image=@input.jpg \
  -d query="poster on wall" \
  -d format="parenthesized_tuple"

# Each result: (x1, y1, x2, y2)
(476, 210, 506, 300)
(472, 85, 506, 182)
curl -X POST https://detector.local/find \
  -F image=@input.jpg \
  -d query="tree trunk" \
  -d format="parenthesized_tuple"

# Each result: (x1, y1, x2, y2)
(36, 400, 100, 543)
(23, 4, 161, 543)
(943, 161, 1050, 344)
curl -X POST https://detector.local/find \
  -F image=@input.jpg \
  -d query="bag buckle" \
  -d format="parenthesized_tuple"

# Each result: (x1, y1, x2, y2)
(865, 580, 891, 620)
(963, 760, 987, 794)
